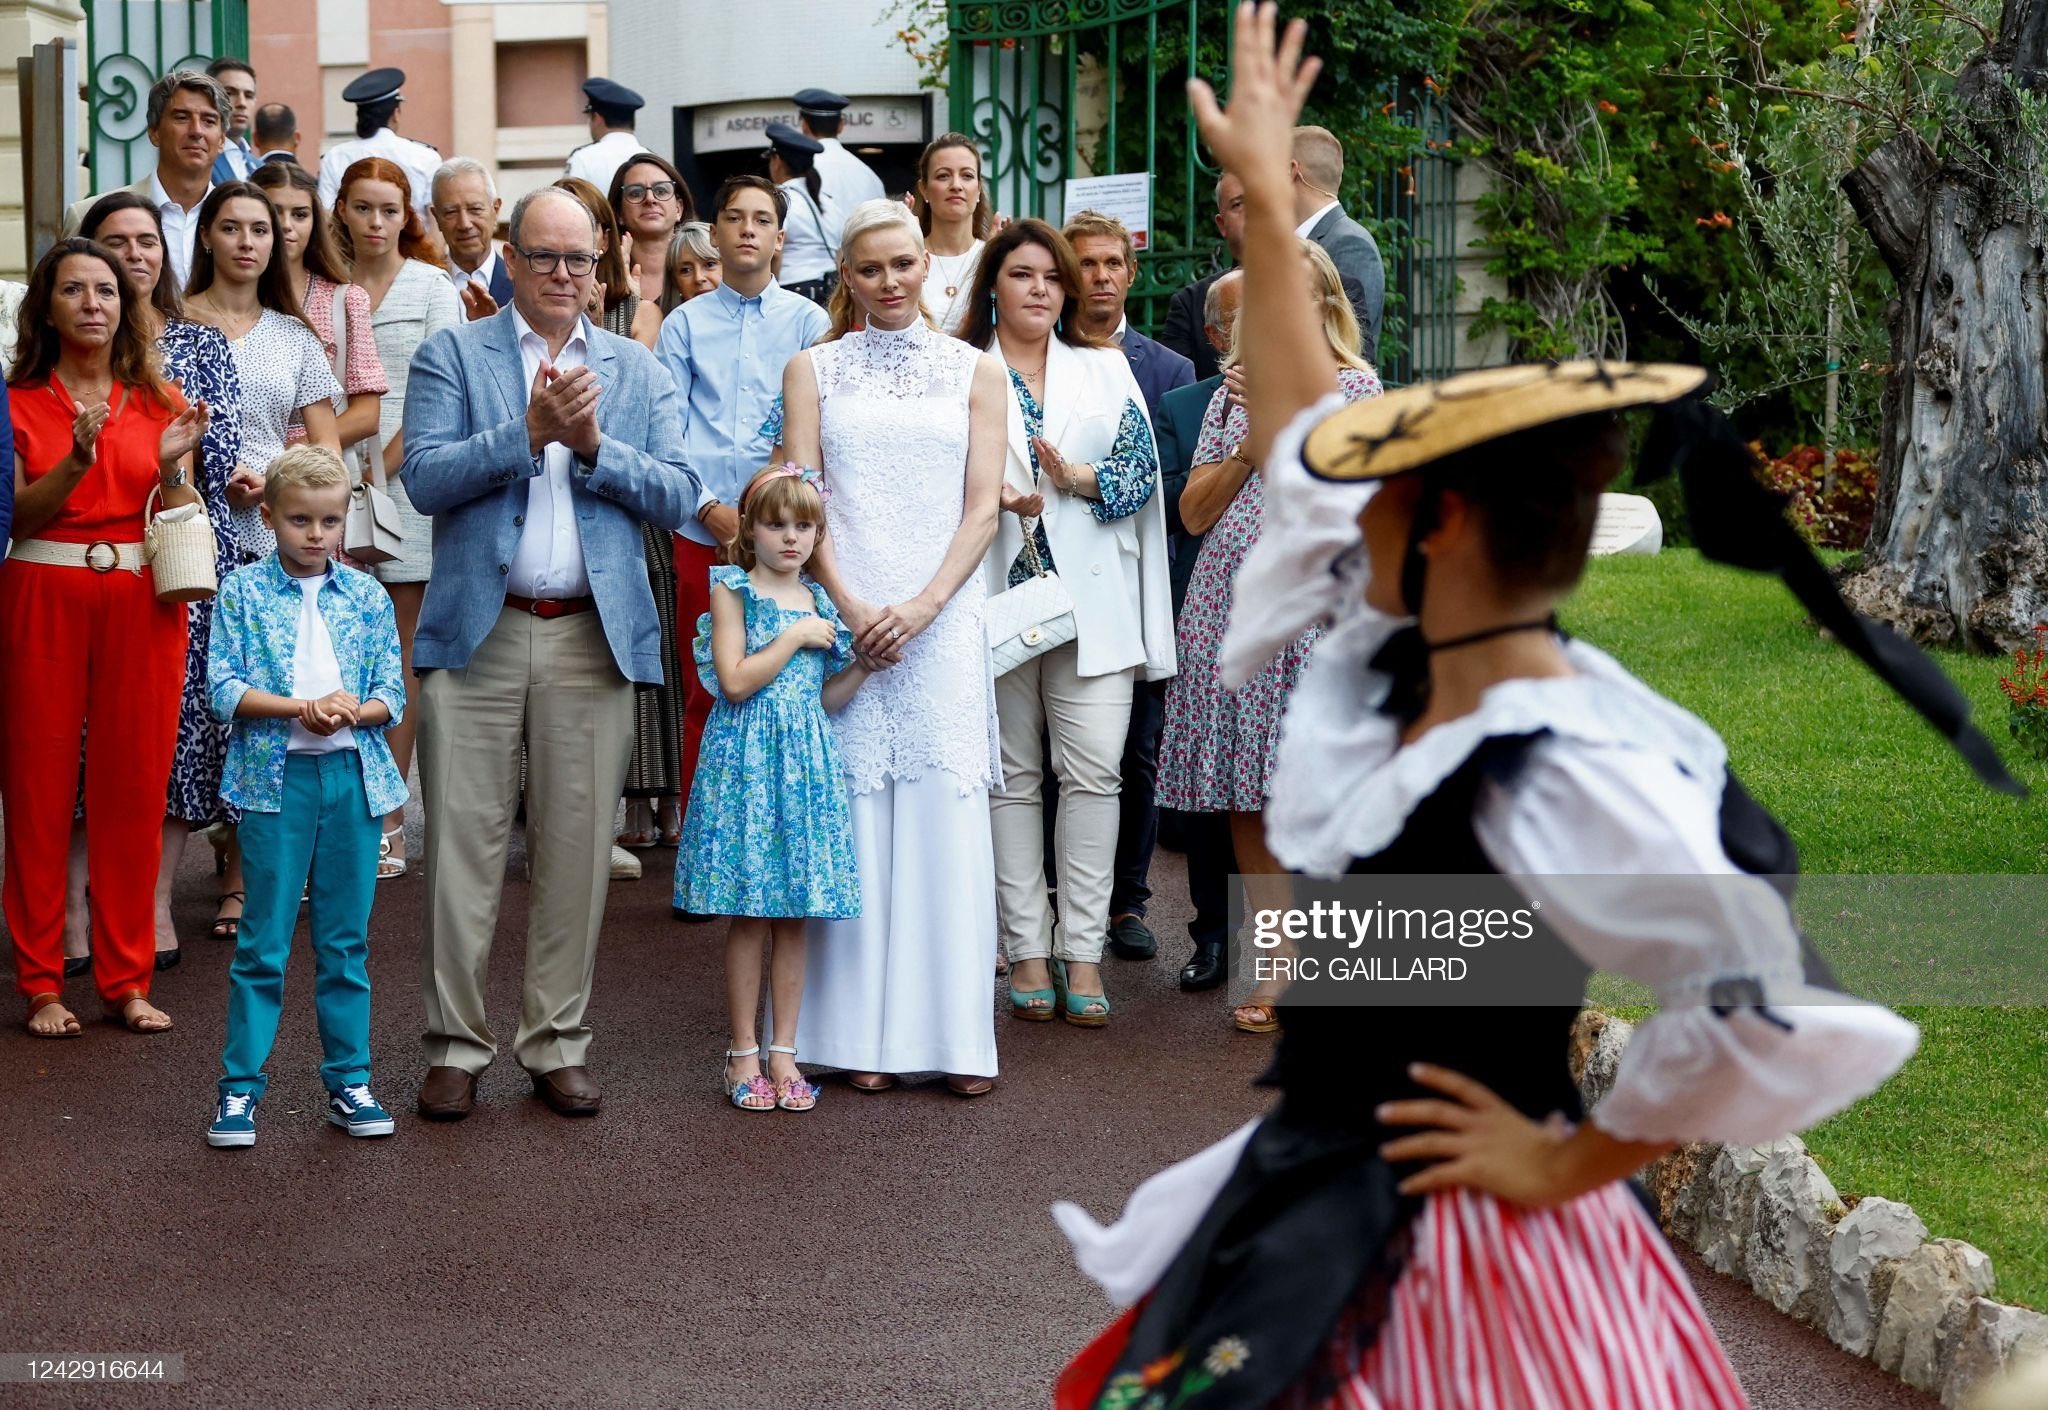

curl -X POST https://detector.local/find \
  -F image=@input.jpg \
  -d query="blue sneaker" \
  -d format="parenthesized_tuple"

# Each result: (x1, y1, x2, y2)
(207, 1092, 258, 1148)
(326, 1084, 396, 1138)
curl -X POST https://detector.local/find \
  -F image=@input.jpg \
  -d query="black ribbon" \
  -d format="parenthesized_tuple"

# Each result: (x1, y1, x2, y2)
(1638, 395, 2025, 798)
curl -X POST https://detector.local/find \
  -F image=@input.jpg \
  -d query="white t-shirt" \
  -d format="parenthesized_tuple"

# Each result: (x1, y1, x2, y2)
(286, 574, 356, 755)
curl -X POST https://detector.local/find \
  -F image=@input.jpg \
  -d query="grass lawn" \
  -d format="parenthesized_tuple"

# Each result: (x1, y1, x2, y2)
(1562, 550, 2048, 1309)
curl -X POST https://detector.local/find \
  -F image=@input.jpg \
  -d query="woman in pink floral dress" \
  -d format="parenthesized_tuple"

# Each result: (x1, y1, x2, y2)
(1155, 241, 1379, 1030)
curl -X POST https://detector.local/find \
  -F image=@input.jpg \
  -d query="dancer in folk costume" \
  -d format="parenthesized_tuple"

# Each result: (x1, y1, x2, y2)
(1052, 9, 2023, 1408)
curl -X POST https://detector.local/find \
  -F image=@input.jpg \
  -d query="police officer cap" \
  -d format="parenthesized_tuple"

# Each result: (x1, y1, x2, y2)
(342, 68, 405, 106)
(581, 77, 644, 114)
(765, 122, 824, 156)
(793, 88, 851, 118)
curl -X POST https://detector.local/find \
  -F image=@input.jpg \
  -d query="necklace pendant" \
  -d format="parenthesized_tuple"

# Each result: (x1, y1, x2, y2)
(945, 285, 958, 297)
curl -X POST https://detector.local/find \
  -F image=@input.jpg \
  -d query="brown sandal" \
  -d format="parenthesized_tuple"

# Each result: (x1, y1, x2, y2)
(945, 1074, 994, 1098)
(25, 993, 81, 1039)
(1231, 1003, 1280, 1034)
(847, 1071, 896, 1092)
(104, 991, 173, 1034)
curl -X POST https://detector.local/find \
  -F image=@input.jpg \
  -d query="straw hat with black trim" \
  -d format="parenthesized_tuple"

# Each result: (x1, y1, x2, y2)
(1290, 358, 2023, 798)
(1301, 360, 1708, 484)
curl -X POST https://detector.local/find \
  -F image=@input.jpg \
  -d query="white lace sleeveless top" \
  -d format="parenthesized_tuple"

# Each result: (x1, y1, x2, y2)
(814, 321, 1001, 795)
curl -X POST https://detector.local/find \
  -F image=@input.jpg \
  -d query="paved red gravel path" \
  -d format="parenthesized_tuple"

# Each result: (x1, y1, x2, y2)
(0, 830, 1934, 1408)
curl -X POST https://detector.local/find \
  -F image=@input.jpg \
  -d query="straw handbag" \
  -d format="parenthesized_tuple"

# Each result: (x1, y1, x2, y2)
(984, 521, 1075, 676)
(332, 285, 405, 564)
(143, 484, 217, 602)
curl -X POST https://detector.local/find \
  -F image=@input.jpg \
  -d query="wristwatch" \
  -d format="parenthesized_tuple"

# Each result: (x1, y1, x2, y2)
(161, 463, 188, 488)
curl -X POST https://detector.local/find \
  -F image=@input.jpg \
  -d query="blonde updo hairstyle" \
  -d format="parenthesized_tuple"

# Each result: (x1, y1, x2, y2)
(823, 199, 939, 342)
(1224, 238, 1371, 376)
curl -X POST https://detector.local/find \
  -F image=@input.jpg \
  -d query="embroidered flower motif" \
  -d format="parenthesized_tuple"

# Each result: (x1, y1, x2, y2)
(1139, 1350, 1184, 1386)
(1096, 1373, 1150, 1410)
(1202, 1336, 1251, 1376)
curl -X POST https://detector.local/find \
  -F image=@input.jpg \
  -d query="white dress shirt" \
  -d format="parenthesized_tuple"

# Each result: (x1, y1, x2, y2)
(1294, 199, 1341, 238)
(286, 574, 356, 754)
(446, 245, 504, 295)
(505, 307, 595, 599)
(152, 172, 211, 292)
(218, 137, 255, 182)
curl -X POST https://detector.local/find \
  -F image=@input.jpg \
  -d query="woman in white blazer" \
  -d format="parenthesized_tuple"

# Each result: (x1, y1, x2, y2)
(958, 220, 1174, 1029)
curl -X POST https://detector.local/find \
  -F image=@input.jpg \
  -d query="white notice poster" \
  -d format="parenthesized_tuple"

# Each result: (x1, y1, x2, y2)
(1062, 172, 1153, 250)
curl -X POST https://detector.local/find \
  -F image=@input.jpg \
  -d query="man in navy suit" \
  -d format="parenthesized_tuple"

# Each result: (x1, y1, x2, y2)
(431, 157, 516, 320)
(1062, 212, 1194, 962)
(1158, 171, 1247, 384)
(1154, 268, 1241, 990)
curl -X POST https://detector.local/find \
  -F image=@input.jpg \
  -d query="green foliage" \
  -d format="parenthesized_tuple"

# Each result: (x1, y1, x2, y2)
(1567, 551, 2048, 1308)
(1445, 0, 1675, 360)
(1662, 0, 2008, 445)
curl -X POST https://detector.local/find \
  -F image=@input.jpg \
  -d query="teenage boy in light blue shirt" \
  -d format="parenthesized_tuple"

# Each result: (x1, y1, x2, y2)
(203, 446, 406, 1148)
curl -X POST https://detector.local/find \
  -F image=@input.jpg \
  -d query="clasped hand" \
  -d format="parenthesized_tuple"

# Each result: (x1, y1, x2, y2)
(526, 362, 601, 461)
(780, 615, 840, 652)
(298, 689, 360, 737)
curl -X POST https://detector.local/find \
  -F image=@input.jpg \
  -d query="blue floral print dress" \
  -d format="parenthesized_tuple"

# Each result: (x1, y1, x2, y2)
(675, 566, 862, 920)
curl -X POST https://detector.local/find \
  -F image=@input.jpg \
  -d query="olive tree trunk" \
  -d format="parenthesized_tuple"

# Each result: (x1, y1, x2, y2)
(1837, 0, 2048, 649)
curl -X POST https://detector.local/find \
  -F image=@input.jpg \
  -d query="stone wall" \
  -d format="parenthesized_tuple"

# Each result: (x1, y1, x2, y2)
(1570, 1010, 2048, 1407)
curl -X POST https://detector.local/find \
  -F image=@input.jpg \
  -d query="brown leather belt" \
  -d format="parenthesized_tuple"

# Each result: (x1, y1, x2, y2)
(504, 594, 596, 619)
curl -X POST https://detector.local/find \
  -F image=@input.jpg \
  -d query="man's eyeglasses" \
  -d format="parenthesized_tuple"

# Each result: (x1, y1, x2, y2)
(621, 181, 679, 204)
(513, 246, 599, 276)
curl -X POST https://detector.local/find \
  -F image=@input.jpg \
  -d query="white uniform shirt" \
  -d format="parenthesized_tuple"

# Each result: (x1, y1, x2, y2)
(815, 135, 885, 212)
(564, 130, 644, 198)
(318, 128, 443, 220)
(286, 574, 356, 754)
(504, 307, 595, 600)
(775, 180, 843, 285)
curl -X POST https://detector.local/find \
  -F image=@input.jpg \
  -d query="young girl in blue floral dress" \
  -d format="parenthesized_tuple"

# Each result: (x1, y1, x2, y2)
(677, 464, 871, 1113)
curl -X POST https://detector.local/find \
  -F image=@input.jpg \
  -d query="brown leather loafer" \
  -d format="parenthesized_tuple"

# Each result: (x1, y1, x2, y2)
(531, 1065, 602, 1116)
(417, 1065, 478, 1121)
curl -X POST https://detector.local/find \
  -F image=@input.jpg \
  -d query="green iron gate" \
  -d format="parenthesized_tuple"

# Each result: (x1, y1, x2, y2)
(946, 0, 1461, 384)
(82, 0, 248, 190)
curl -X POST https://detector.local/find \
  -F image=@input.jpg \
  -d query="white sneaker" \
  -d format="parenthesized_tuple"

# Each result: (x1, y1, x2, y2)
(610, 845, 641, 880)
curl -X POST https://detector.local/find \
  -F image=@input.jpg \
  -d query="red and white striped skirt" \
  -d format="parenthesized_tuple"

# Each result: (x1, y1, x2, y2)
(1279, 1183, 1749, 1410)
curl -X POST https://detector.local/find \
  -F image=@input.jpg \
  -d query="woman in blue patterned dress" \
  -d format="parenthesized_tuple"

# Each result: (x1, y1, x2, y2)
(67, 194, 245, 971)
(676, 466, 873, 1114)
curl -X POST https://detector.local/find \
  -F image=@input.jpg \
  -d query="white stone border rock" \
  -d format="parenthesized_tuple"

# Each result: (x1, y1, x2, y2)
(1569, 1011, 2048, 1407)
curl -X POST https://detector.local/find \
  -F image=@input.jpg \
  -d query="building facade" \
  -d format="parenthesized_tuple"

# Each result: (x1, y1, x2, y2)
(604, 0, 937, 210)
(251, 0, 608, 213)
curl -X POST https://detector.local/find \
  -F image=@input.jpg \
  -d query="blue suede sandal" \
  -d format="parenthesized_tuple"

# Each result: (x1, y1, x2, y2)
(1051, 959, 1111, 1028)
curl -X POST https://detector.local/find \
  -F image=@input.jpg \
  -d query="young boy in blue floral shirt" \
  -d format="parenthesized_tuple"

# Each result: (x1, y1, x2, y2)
(204, 447, 406, 1148)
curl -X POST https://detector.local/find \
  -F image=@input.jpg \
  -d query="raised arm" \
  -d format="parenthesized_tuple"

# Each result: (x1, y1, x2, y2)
(850, 352, 1004, 659)
(1188, 3, 1339, 467)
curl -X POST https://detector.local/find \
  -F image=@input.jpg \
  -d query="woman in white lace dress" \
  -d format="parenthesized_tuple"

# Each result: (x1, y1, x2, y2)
(781, 200, 1008, 1094)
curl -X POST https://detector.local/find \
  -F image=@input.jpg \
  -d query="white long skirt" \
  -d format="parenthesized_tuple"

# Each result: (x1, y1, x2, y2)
(795, 774, 1000, 1077)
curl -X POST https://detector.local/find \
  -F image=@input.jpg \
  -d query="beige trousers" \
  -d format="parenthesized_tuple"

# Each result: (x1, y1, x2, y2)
(989, 642, 1135, 964)
(418, 607, 633, 1075)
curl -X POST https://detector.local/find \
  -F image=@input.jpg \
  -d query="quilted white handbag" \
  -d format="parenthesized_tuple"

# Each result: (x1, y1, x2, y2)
(984, 521, 1076, 675)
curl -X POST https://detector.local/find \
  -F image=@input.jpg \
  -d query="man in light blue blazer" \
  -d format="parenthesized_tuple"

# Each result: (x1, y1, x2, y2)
(400, 186, 699, 1123)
